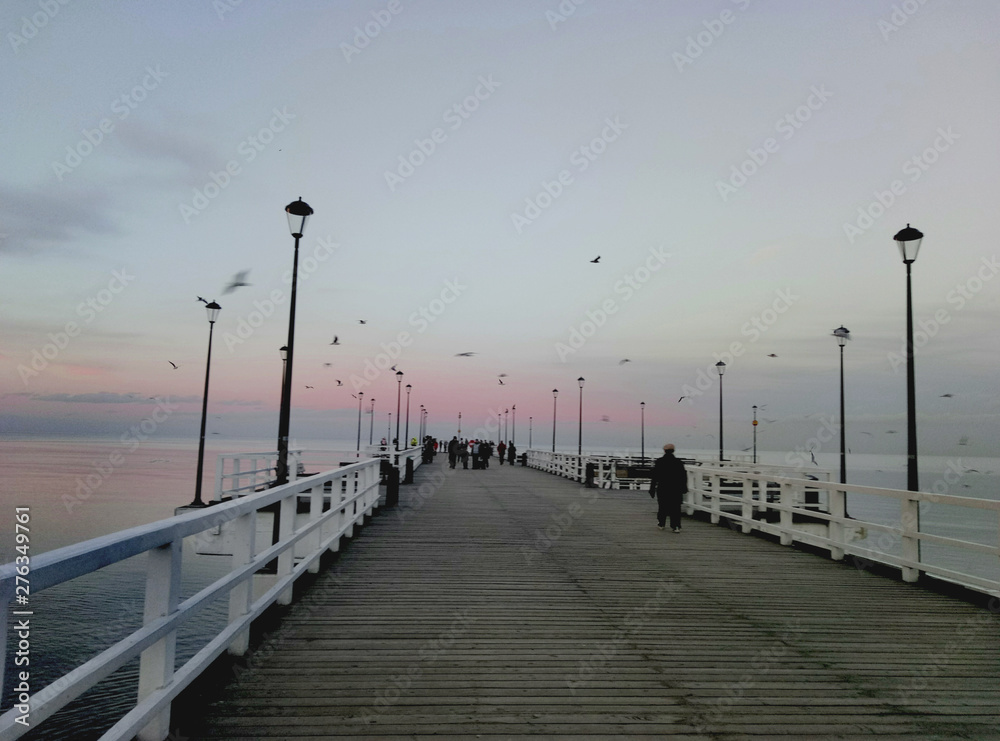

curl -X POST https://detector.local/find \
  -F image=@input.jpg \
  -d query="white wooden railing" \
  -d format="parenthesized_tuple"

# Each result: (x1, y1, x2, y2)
(0, 459, 382, 741)
(525, 450, 1000, 598)
(214, 446, 423, 502)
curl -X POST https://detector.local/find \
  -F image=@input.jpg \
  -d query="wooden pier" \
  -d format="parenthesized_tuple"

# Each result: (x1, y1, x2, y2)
(181, 458, 1000, 739)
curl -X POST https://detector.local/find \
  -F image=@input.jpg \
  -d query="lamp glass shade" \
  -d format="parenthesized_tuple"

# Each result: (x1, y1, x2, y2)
(285, 198, 314, 237)
(396, 371, 404, 381)
(279, 345, 288, 361)
(406, 384, 412, 391)
(205, 301, 221, 323)
(552, 389, 559, 398)
(715, 361, 726, 376)
(578, 377, 585, 388)
(894, 224, 923, 263)
(833, 325, 851, 346)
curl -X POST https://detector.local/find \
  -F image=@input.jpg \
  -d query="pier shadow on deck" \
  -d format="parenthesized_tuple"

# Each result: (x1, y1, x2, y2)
(178, 457, 1000, 739)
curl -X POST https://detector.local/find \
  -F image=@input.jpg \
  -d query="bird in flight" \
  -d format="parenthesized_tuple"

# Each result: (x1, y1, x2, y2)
(196, 296, 209, 304)
(498, 373, 508, 378)
(498, 379, 505, 385)
(335, 380, 343, 386)
(330, 336, 340, 345)
(391, 365, 398, 371)
(222, 270, 251, 294)
(767, 353, 778, 358)
(305, 385, 314, 389)
(168, 361, 178, 369)
(677, 396, 686, 403)
(619, 359, 631, 365)
(323, 362, 332, 367)
(886, 430, 898, 434)
(358, 320, 367, 324)
(940, 393, 954, 398)
(859, 431, 873, 436)
(590, 256, 601, 263)
(455, 352, 477, 357)
(600, 415, 610, 422)
(810, 451, 818, 465)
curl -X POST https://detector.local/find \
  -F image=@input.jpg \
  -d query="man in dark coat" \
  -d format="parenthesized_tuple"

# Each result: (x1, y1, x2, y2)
(649, 444, 688, 532)
(447, 436, 460, 469)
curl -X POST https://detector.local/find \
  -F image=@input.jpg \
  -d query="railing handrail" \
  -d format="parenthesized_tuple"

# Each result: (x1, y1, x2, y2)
(0, 457, 383, 741)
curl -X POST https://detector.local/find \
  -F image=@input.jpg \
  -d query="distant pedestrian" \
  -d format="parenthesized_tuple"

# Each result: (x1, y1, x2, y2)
(447, 436, 460, 469)
(507, 442, 516, 464)
(471, 440, 481, 469)
(649, 444, 688, 532)
(460, 440, 469, 469)
(497, 441, 507, 465)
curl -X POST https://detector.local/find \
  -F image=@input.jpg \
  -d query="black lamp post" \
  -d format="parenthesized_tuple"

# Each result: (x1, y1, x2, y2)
(191, 301, 221, 506)
(551, 389, 559, 452)
(894, 224, 923, 493)
(833, 326, 851, 483)
(395, 370, 403, 450)
(529, 416, 533, 448)
(355, 392, 364, 452)
(511, 405, 516, 445)
(577, 377, 585, 455)
(419, 405, 426, 440)
(640, 401, 646, 464)
(369, 398, 376, 445)
(715, 361, 726, 461)
(752, 405, 758, 465)
(276, 197, 313, 485)
(457, 411, 462, 436)
(405, 383, 412, 447)
(504, 408, 509, 443)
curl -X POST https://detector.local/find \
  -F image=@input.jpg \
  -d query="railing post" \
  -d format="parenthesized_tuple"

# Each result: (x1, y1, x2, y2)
(232, 458, 242, 499)
(136, 538, 182, 741)
(829, 488, 846, 560)
(277, 492, 296, 605)
(741, 477, 753, 533)
(214, 454, 225, 502)
(900, 496, 920, 583)
(779, 482, 794, 545)
(228, 511, 256, 655)
(308, 486, 323, 573)
(710, 473, 721, 524)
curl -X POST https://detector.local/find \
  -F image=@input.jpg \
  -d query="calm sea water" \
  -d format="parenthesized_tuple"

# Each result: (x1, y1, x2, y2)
(1, 437, 997, 739)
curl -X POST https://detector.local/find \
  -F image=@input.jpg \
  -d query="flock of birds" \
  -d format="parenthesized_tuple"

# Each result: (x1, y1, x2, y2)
(167, 269, 972, 451)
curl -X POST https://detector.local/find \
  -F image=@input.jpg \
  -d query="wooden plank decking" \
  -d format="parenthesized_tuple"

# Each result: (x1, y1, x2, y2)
(181, 457, 1000, 739)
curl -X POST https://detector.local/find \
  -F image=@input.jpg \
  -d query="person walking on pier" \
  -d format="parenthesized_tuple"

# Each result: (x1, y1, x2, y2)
(649, 444, 688, 532)
(447, 436, 460, 469)
(471, 440, 481, 469)
(507, 441, 516, 465)
(460, 439, 469, 469)
(497, 440, 507, 465)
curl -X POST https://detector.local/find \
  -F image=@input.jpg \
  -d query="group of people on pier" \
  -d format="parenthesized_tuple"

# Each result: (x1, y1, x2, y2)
(445, 436, 517, 469)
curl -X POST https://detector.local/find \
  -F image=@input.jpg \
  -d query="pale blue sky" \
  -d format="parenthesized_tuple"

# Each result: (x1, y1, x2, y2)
(2, 0, 998, 457)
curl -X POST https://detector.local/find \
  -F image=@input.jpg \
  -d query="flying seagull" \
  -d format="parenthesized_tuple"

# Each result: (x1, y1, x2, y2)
(618, 359, 631, 365)
(600, 415, 610, 422)
(168, 361, 178, 369)
(330, 336, 340, 345)
(498, 379, 505, 385)
(222, 270, 251, 294)
(390, 365, 398, 371)
(940, 393, 954, 398)
(590, 256, 600, 263)
(323, 363, 332, 367)
(196, 296, 209, 304)
(677, 396, 686, 403)
(335, 380, 343, 386)
(767, 353, 778, 358)
(358, 320, 367, 324)
(305, 385, 314, 389)
(810, 451, 818, 466)
(498, 373, 508, 378)
(455, 352, 477, 357)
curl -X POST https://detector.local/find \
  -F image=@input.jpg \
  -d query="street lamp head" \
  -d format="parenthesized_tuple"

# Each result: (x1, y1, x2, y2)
(279, 345, 288, 361)
(640, 401, 645, 408)
(205, 301, 221, 323)
(578, 376, 585, 388)
(552, 388, 559, 398)
(715, 361, 726, 376)
(894, 223, 923, 264)
(406, 384, 412, 391)
(396, 370, 403, 381)
(832, 325, 851, 346)
(285, 197, 313, 238)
